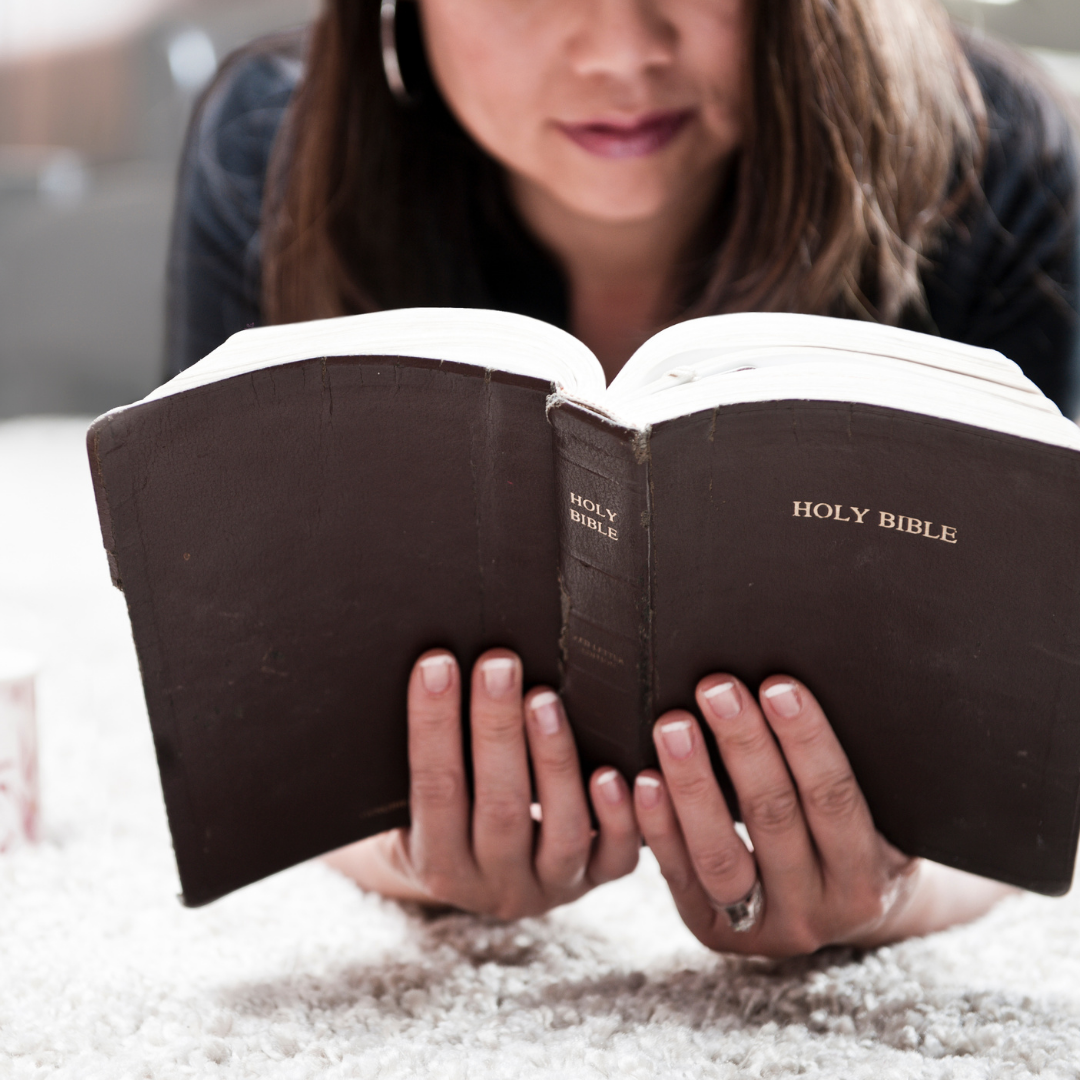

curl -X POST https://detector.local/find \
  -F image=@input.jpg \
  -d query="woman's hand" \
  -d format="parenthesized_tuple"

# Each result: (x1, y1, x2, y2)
(635, 674, 1017, 957)
(325, 648, 639, 918)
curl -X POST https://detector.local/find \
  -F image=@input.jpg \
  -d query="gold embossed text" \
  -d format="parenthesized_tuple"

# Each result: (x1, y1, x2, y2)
(570, 492, 618, 540)
(794, 501, 957, 543)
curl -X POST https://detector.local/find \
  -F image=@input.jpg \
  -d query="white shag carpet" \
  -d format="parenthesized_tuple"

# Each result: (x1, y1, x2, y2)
(4, 416, 1080, 1080)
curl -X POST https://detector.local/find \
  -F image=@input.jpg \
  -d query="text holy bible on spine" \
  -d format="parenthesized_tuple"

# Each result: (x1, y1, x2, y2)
(87, 308, 1080, 905)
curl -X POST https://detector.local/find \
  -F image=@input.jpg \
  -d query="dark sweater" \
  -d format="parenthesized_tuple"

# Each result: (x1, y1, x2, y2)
(166, 32, 1080, 414)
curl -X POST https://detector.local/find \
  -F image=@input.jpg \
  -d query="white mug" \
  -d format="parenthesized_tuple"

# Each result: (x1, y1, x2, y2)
(0, 650, 39, 851)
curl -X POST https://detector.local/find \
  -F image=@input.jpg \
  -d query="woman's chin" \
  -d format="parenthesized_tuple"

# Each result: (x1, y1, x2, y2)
(510, 137, 729, 229)
(528, 171, 700, 228)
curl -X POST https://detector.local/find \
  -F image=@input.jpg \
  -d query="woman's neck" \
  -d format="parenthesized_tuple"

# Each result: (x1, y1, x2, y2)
(510, 173, 723, 384)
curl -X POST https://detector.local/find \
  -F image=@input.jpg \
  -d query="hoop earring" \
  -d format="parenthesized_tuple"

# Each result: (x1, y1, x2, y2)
(380, 0, 413, 105)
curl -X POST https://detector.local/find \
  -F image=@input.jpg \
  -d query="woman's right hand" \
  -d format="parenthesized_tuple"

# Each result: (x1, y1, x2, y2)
(324, 648, 640, 918)
(633, 674, 1017, 956)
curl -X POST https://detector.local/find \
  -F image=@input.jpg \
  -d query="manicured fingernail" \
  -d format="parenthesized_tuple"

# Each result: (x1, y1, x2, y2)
(595, 769, 622, 805)
(530, 690, 561, 735)
(658, 718, 694, 759)
(702, 680, 740, 720)
(481, 657, 517, 698)
(636, 775, 662, 809)
(530, 801, 543, 822)
(419, 654, 452, 694)
(763, 681, 801, 718)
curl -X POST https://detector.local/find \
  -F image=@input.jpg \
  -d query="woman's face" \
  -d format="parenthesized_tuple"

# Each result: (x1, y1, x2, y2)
(418, 0, 749, 225)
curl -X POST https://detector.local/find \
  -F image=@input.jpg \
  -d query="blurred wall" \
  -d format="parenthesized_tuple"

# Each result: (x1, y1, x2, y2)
(944, 0, 1080, 51)
(0, 0, 314, 419)
(0, 0, 317, 163)
(0, 0, 1078, 419)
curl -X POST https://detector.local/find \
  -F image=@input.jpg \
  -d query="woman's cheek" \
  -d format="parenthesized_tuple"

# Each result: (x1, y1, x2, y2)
(680, 1, 751, 155)
(419, 3, 558, 165)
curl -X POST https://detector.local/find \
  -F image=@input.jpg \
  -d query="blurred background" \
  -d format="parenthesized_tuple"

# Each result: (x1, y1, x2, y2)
(0, 0, 1076, 419)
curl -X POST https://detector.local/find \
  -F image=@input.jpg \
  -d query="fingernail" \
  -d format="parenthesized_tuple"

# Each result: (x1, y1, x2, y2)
(763, 681, 801, 718)
(419, 654, 452, 694)
(530, 690, 561, 735)
(595, 769, 622, 805)
(702, 680, 740, 720)
(481, 657, 517, 698)
(636, 775, 662, 809)
(658, 718, 694, 759)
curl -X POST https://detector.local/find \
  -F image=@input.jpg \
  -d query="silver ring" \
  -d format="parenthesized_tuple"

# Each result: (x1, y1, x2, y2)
(712, 878, 764, 933)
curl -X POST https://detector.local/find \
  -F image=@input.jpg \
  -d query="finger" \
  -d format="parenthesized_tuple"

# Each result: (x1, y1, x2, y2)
(652, 709, 758, 906)
(587, 767, 639, 885)
(633, 771, 725, 944)
(756, 677, 880, 880)
(696, 676, 819, 903)
(523, 689, 593, 893)
(469, 650, 536, 890)
(406, 650, 476, 894)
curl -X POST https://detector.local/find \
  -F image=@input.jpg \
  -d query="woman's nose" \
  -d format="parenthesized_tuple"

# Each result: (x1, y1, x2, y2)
(566, 0, 678, 81)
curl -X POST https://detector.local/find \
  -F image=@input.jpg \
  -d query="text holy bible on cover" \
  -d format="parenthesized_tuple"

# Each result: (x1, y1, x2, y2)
(87, 309, 1080, 905)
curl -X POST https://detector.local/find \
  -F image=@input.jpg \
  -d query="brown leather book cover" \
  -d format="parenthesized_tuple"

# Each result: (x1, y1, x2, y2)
(551, 399, 1080, 895)
(89, 352, 1080, 903)
(89, 355, 562, 905)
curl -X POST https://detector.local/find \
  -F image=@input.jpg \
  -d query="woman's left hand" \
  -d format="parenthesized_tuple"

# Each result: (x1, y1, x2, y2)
(634, 674, 926, 957)
(325, 648, 641, 918)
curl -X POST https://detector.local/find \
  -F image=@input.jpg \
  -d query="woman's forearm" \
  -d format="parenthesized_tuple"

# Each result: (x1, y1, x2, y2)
(856, 860, 1019, 948)
(323, 833, 434, 904)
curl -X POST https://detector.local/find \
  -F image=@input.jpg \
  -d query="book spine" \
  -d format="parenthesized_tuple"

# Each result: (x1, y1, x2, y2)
(548, 400, 655, 782)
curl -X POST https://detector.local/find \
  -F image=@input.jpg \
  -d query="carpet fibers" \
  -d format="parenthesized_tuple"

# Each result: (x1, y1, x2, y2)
(3, 417, 1080, 1079)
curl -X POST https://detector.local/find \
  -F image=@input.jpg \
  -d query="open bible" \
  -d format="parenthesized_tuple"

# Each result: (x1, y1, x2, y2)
(87, 308, 1080, 905)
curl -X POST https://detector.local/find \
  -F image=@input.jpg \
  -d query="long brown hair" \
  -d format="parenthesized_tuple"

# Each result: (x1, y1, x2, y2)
(262, 0, 986, 330)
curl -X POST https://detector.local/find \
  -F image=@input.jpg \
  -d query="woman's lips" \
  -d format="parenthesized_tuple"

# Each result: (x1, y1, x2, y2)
(557, 110, 694, 159)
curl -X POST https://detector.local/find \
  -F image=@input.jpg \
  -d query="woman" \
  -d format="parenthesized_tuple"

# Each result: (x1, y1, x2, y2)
(167, 0, 1079, 955)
